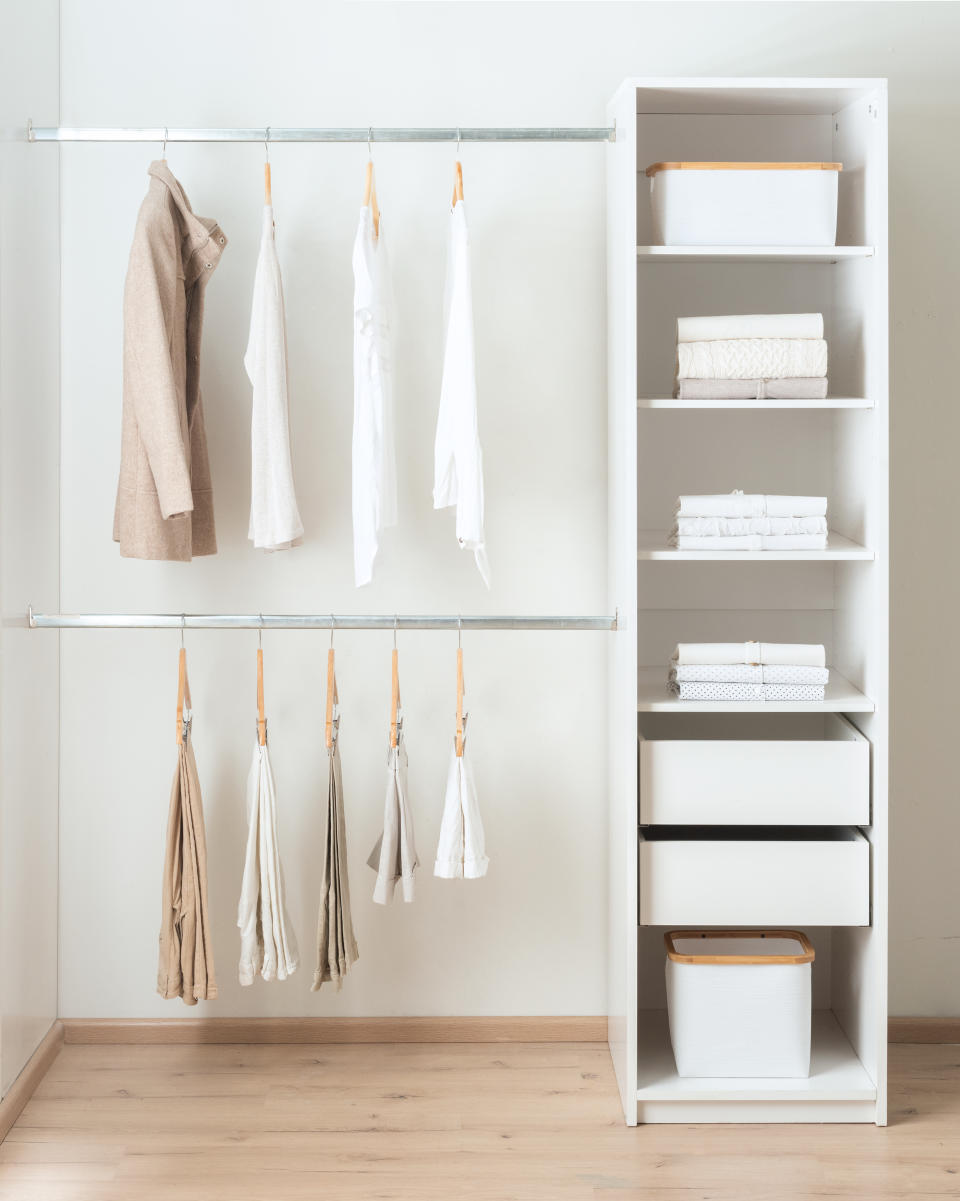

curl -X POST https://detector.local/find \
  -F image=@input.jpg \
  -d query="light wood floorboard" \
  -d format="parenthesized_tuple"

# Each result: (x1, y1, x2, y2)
(0, 1041, 958, 1199)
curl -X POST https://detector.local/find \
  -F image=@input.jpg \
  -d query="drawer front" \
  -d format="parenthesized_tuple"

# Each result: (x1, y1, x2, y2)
(639, 717, 869, 826)
(638, 833, 869, 926)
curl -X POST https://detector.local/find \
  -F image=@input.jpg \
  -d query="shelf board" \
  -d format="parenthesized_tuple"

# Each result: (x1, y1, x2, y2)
(638, 396, 874, 411)
(637, 245, 875, 264)
(636, 1010, 876, 1104)
(638, 530, 873, 561)
(637, 666, 874, 713)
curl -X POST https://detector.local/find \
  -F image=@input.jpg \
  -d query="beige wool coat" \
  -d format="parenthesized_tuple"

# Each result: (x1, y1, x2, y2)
(114, 162, 226, 560)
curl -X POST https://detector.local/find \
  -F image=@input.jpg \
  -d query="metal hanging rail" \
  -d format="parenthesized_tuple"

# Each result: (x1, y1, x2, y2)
(26, 122, 616, 144)
(27, 609, 617, 632)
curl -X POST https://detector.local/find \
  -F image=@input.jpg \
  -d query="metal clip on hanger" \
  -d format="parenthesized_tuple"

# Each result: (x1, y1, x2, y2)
(326, 615, 339, 749)
(256, 614, 267, 746)
(454, 614, 466, 754)
(176, 614, 191, 745)
(390, 616, 400, 748)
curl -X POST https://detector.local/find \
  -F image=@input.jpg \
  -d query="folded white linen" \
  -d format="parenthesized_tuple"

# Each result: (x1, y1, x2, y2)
(671, 663, 829, 685)
(670, 681, 825, 702)
(675, 516, 827, 537)
(673, 533, 827, 551)
(674, 643, 826, 668)
(677, 313, 823, 343)
(676, 492, 827, 519)
(678, 338, 828, 380)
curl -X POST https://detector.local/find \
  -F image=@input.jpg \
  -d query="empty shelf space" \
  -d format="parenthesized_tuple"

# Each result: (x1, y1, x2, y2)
(637, 666, 874, 713)
(637, 245, 875, 264)
(636, 1010, 876, 1104)
(638, 530, 874, 561)
(637, 396, 874, 411)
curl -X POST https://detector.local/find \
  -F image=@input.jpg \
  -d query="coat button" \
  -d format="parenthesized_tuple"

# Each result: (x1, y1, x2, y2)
(205, 262, 212, 269)
(218, 236, 225, 244)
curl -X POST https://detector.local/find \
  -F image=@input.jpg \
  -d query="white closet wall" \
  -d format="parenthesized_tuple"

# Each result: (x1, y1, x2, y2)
(0, 0, 60, 1093)
(55, 4, 608, 1018)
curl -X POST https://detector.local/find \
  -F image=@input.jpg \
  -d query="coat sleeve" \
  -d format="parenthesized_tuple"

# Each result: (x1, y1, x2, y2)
(123, 208, 194, 519)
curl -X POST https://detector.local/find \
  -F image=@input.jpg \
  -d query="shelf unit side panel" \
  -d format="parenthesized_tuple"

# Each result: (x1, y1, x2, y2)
(831, 84, 889, 1127)
(606, 88, 639, 1125)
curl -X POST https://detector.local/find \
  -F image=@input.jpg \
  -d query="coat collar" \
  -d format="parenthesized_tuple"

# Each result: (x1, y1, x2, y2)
(147, 160, 227, 284)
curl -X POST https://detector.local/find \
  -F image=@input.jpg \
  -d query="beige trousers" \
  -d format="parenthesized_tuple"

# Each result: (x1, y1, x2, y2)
(157, 739, 217, 1004)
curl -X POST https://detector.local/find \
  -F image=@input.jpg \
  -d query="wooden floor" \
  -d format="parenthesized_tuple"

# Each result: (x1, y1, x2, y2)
(0, 1041, 957, 1200)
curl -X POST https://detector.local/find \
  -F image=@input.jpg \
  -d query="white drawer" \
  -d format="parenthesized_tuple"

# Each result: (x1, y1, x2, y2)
(639, 714, 869, 825)
(638, 827, 870, 927)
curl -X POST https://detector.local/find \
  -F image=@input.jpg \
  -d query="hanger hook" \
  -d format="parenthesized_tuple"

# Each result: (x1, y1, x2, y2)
(330, 614, 335, 649)
(258, 612, 263, 649)
(180, 613, 185, 649)
(456, 126, 461, 154)
(393, 614, 398, 650)
(368, 126, 373, 159)
(264, 125, 270, 162)
(458, 614, 462, 649)
(161, 127, 168, 159)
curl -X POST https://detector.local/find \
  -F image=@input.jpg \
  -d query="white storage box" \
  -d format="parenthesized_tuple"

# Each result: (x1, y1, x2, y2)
(638, 714, 869, 826)
(647, 161, 841, 246)
(639, 827, 869, 926)
(665, 930, 814, 1077)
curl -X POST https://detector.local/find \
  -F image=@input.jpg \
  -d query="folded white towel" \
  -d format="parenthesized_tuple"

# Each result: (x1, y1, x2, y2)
(670, 681, 825, 702)
(673, 533, 828, 551)
(671, 663, 829, 685)
(674, 643, 826, 668)
(678, 338, 828, 380)
(677, 313, 823, 343)
(676, 493, 827, 519)
(675, 516, 828, 537)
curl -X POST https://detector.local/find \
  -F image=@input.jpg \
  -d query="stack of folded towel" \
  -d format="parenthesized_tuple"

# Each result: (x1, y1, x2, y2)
(671, 491, 828, 551)
(670, 642, 829, 702)
(676, 313, 828, 400)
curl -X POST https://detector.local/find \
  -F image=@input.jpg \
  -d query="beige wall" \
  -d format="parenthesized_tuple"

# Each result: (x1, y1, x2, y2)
(0, 0, 60, 1092)
(53, 1, 959, 1016)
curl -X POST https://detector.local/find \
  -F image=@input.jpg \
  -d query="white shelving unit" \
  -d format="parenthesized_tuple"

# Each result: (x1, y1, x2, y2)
(606, 78, 889, 1126)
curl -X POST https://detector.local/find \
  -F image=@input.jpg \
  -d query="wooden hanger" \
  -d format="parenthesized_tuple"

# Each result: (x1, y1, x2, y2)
(451, 160, 464, 208)
(455, 646, 464, 758)
(256, 647, 267, 746)
(175, 647, 192, 746)
(264, 127, 272, 205)
(390, 646, 400, 748)
(325, 647, 339, 750)
(363, 160, 381, 239)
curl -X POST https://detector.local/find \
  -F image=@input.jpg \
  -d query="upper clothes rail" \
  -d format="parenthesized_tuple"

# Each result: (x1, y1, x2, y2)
(27, 610, 617, 632)
(26, 123, 617, 144)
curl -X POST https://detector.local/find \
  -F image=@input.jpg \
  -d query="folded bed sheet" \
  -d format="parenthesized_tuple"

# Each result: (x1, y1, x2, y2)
(672, 533, 828, 551)
(674, 642, 826, 668)
(670, 663, 829, 685)
(675, 516, 828, 537)
(676, 377, 829, 400)
(677, 313, 824, 343)
(669, 681, 826, 702)
(676, 493, 828, 519)
(677, 338, 828, 381)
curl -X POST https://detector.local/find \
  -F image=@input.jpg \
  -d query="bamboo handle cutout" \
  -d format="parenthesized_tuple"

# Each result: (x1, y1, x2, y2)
(325, 648, 336, 749)
(455, 647, 464, 758)
(256, 648, 266, 746)
(390, 647, 399, 748)
(176, 647, 187, 745)
(264, 162, 272, 205)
